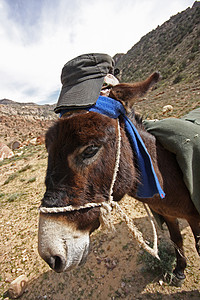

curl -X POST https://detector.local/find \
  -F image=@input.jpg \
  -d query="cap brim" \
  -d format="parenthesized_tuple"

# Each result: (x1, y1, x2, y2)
(54, 77, 104, 113)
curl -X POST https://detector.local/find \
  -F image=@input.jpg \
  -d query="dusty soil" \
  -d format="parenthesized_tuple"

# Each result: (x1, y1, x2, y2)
(134, 79, 200, 120)
(1, 82, 200, 299)
(0, 114, 55, 145)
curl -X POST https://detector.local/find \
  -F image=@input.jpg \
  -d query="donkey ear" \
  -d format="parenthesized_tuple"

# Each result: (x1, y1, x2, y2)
(109, 72, 161, 111)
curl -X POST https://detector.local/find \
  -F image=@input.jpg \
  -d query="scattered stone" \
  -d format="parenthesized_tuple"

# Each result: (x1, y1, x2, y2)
(162, 105, 173, 114)
(36, 135, 45, 145)
(5, 277, 12, 283)
(96, 257, 102, 264)
(0, 142, 14, 161)
(8, 275, 28, 299)
(159, 279, 164, 286)
(104, 258, 118, 270)
(29, 137, 37, 145)
(10, 141, 22, 150)
(15, 151, 23, 157)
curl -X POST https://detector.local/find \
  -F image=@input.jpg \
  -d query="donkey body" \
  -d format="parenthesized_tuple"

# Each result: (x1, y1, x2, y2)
(38, 73, 200, 283)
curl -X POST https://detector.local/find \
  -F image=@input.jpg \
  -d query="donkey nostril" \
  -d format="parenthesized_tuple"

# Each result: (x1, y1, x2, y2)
(54, 255, 63, 272)
(46, 255, 66, 273)
(47, 256, 56, 269)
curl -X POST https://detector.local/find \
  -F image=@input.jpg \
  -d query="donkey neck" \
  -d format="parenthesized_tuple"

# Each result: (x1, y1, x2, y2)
(122, 115, 164, 202)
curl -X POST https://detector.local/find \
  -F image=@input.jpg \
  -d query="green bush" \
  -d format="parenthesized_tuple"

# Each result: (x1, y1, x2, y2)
(18, 164, 32, 173)
(191, 40, 199, 53)
(27, 177, 36, 183)
(7, 193, 21, 202)
(138, 239, 176, 277)
(4, 173, 18, 185)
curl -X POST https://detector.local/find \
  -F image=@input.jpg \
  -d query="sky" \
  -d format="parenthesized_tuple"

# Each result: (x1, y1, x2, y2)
(0, 0, 195, 104)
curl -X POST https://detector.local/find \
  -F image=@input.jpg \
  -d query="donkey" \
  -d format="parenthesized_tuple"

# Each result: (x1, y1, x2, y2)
(38, 72, 200, 284)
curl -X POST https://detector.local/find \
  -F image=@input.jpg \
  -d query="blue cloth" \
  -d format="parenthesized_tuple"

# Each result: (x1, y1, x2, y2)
(60, 96, 165, 199)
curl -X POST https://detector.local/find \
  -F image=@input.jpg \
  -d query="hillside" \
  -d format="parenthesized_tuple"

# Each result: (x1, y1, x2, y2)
(0, 99, 36, 106)
(116, 2, 200, 86)
(0, 98, 56, 118)
(0, 99, 56, 145)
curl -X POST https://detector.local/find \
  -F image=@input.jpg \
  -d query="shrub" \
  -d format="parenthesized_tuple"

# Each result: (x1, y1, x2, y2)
(191, 40, 199, 53)
(18, 164, 32, 173)
(4, 173, 18, 185)
(167, 57, 175, 66)
(7, 193, 21, 202)
(179, 60, 187, 71)
(138, 239, 176, 277)
(27, 177, 36, 183)
(188, 53, 196, 61)
(173, 74, 183, 84)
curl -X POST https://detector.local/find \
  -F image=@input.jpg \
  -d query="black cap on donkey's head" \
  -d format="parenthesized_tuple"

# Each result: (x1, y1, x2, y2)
(54, 53, 115, 113)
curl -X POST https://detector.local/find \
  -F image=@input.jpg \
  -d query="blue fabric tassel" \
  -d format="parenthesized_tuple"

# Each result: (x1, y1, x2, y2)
(60, 96, 165, 199)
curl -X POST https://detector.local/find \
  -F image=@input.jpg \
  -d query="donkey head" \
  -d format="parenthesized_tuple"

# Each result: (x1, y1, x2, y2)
(38, 112, 123, 272)
(38, 72, 160, 272)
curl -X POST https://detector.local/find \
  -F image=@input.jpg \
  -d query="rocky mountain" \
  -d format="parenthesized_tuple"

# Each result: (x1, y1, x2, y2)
(116, 1, 200, 85)
(0, 98, 56, 119)
(0, 99, 36, 106)
(0, 99, 57, 147)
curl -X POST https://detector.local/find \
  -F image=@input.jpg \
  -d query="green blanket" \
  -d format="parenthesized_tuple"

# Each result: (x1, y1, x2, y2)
(144, 108, 200, 219)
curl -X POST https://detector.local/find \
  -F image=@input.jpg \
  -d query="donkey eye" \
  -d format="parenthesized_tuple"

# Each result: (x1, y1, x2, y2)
(82, 145, 100, 159)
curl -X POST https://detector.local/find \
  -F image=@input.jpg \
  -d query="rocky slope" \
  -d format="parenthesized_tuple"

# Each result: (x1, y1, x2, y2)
(0, 99, 57, 146)
(116, 2, 200, 86)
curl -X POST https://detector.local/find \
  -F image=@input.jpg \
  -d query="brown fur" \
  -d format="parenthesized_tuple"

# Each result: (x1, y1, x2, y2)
(42, 72, 200, 280)
(109, 72, 160, 112)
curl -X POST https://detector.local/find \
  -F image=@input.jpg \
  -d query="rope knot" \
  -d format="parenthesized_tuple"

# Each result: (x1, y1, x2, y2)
(99, 202, 115, 232)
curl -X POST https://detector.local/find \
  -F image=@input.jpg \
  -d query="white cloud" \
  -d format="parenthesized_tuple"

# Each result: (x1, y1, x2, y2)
(0, 0, 195, 104)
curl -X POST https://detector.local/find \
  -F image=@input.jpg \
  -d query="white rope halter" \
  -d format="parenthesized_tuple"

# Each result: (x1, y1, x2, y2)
(39, 119, 159, 259)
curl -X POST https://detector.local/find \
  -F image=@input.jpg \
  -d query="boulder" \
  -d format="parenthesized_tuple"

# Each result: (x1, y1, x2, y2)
(162, 105, 173, 114)
(10, 141, 22, 150)
(36, 135, 45, 145)
(0, 142, 14, 161)
(8, 275, 28, 298)
(28, 137, 37, 145)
